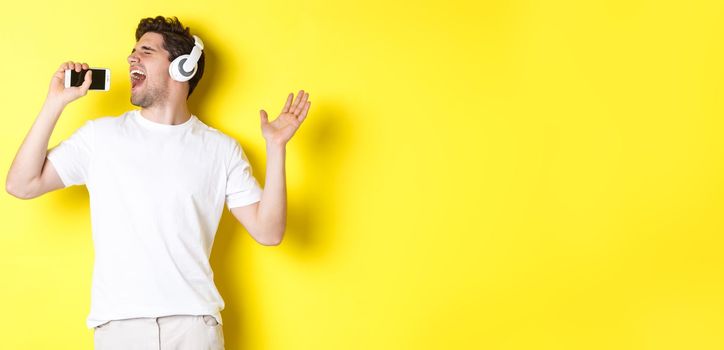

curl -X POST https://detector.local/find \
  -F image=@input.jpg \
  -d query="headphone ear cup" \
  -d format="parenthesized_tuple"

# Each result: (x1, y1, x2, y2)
(169, 54, 197, 82)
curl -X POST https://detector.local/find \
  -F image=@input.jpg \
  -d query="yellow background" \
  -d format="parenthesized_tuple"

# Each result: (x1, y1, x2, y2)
(2, 0, 724, 349)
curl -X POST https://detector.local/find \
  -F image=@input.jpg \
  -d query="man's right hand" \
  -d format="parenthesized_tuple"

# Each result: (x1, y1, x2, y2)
(46, 61, 92, 107)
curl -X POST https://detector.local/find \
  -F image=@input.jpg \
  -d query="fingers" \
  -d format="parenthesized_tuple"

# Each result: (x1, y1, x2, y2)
(73, 62, 87, 72)
(57, 61, 89, 73)
(293, 89, 304, 107)
(283, 90, 309, 114)
(55, 61, 73, 79)
(56, 61, 91, 88)
(67, 61, 82, 72)
(281, 90, 309, 113)
(293, 91, 309, 115)
(60, 61, 73, 72)
(298, 101, 310, 124)
(275, 89, 311, 125)
(281, 93, 293, 113)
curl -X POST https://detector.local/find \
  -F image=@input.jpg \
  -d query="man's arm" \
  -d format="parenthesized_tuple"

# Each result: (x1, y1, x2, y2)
(5, 101, 66, 199)
(230, 90, 310, 246)
(230, 145, 286, 246)
(5, 61, 92, 199)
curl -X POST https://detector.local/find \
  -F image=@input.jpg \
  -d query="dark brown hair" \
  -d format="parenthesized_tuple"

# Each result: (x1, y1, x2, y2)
(135, 16, 205, 99)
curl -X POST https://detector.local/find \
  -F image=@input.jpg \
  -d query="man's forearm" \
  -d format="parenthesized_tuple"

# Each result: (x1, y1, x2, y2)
(256, 143, 287, 244)
(6, 100, 65, 194)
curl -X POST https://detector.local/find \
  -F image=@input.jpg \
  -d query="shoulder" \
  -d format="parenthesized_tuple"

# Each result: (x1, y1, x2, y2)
(192, 117, 244, 150)
(64, 112, 128, 137)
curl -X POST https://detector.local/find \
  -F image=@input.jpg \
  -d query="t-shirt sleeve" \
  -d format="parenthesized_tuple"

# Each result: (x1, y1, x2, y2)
(226, 140, 263, 210)
(46, 120, 95, 188)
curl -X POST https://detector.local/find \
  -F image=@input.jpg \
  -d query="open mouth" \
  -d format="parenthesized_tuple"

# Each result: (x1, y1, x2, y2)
(130, 69, 146, 90)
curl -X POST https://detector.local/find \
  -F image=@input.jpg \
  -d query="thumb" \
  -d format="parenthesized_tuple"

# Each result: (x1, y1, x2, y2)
(80, 70, 92, 91)
(260, 109, 269, 125)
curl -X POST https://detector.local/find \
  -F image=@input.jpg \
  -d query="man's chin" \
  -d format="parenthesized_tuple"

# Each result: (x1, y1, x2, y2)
(131, 97, 146, 108)
(130, 87, 163, 107)
(131, 93, 148, 107)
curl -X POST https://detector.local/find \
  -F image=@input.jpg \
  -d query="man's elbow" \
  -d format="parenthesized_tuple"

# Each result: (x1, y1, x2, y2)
(258, 227, 285, 246)
(6, 181, 31, 200)
(262, 238, 282, 246)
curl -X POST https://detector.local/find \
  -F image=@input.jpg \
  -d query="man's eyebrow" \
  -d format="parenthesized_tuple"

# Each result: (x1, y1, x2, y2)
(131, 45, 157, 53)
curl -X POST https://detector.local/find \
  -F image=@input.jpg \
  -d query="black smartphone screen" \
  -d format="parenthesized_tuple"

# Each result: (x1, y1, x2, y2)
(69, 69, 107, 90)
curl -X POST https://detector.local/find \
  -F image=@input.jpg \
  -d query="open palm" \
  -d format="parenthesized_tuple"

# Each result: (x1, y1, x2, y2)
(260, 90, 311, 146)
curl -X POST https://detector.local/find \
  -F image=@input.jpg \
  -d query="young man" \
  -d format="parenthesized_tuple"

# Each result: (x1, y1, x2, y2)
(5, 16, 310, 349)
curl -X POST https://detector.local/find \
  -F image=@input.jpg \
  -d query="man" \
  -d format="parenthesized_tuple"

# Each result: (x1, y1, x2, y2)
(5, 16, 310, 349)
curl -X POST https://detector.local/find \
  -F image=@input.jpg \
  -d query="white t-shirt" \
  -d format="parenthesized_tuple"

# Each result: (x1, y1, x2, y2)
(47, 109, 263, 329)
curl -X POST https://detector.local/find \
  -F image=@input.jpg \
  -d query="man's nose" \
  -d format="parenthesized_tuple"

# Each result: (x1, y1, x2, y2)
(128, 53, 139, 64)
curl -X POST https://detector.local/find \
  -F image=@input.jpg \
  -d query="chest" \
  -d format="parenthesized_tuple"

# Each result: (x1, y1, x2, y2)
(90, 132, 226, 200)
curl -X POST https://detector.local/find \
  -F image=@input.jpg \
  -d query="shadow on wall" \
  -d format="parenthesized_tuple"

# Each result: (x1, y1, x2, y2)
(41, 31, 355, 347)
(210, 100, 354, 349)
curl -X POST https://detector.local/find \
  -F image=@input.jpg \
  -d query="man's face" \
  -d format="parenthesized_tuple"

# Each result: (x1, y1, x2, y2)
(127, 32, 171, 107)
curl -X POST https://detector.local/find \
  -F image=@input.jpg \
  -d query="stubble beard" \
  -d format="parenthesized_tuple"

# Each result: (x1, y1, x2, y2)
(131, 83, 167, 108)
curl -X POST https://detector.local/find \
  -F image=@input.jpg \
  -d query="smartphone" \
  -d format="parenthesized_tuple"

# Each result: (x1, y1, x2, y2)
(64, 68, 110, 91)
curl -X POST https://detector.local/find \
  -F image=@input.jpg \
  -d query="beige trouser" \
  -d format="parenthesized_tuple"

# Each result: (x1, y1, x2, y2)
(93, 314, 225, 350)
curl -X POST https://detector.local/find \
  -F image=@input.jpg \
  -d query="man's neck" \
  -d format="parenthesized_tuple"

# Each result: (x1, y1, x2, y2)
(139, 99, 192, 126)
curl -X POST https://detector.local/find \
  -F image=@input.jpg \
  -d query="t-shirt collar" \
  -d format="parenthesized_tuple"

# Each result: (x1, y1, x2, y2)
(132, 109, 196, 131)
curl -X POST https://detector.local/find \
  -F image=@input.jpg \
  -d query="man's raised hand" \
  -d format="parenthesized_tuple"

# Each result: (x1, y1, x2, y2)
(260, 90, 311, 146)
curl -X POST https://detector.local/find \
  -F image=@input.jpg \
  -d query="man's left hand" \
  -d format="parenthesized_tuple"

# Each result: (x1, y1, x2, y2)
(260, 90, 310, 146)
